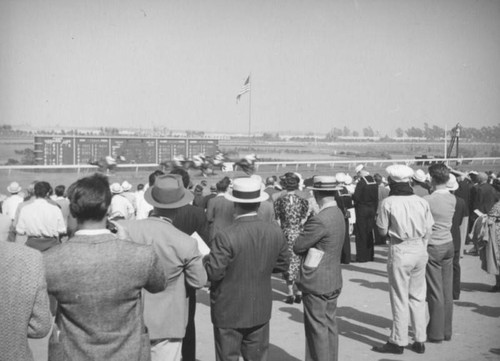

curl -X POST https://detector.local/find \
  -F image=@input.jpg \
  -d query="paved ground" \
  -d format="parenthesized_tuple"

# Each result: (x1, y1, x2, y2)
(29, 241, 500, 361)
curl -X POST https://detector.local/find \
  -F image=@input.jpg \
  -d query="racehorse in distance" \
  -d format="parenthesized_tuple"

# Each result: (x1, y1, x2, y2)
(234, 154, 258, 175)
(88, 155, 125, 173)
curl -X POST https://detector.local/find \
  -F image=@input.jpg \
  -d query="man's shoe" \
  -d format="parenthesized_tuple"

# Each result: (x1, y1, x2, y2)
(372, 342, 404, 354)
(294, 295, 302, 304)
(411, 342, 425, 354)
(285, 296, 294, 304)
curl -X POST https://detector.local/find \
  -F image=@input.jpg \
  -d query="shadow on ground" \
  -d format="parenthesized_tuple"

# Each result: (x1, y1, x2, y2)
(268, 343, 301, 361)
(454, 301, 500, 318)
(460, 281, 495, 293)
(350, 278, 389, 292)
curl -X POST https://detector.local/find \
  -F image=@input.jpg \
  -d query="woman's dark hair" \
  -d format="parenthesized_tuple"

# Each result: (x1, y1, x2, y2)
(280, 172, 300, 191)
(216, 177, 231, 192)
(67, 173, 111, 222)
(428, 163, 450, 186)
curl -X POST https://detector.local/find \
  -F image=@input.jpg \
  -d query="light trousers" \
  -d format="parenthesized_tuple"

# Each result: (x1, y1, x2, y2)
(387, 239, 428, 346)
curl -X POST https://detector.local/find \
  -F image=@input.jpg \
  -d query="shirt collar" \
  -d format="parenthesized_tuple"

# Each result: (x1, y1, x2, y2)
(235, 212, 258, 220)
(75, 229, 112, 236)
(433, 188, 451, 194)
(319, 200, 337, 212)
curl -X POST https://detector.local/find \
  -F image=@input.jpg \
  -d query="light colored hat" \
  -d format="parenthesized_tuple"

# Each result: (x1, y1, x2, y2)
(308, 176, 341, 191)
(412, 169, 427, 183)
(386, 164, 414, 183)
(446, 174, 459, 191)
(335, 173, 346, 184)
(7, 181, 22, 194)
(225, 177, 269, 203)
(121, 180, 132, 191)
(144, 174, 194, 209)
(110, 183, 123, 194)
(344, 174, 353, 185)
(355, 164, 364, 173)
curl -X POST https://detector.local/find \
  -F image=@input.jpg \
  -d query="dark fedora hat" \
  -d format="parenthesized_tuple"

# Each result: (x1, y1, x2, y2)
(144, 174, 194, 209)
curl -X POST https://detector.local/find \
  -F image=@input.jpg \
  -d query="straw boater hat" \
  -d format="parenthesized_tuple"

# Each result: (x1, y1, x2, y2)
(110, 183, 123, 194)
(121, 181, 132, 192)
(224, 177, 269, 203)
(7, 181, 22, 194)
(386, 164, 414, 183)
(412, 169, 427, 183)
(144, 174, 194, 209)
(344, 174, 353, 185)
(308, 176, 341, 191)
(355, 164, 364, 174)
(446, 174, 459, 191)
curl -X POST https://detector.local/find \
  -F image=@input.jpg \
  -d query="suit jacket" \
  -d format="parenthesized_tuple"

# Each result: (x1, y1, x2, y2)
(353, 176, 378, 212)
(0, 242, 52, 361)
(205, 215, 289, 328)
(206, 195, 235, 240)
(44, 233, 166, 361)
(121, 217, 208, 339)
(173, 204, 210, 244)
(294, 204, 345, 295)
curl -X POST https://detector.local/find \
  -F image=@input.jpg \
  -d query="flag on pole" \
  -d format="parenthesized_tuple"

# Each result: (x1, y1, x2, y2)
(236, 75, 251, 103)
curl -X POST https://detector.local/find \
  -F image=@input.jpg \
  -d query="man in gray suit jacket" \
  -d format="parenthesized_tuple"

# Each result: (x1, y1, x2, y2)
(120, 174, 207, 361)
(294, 176, 345, 361)
(204, 176, 289, 361)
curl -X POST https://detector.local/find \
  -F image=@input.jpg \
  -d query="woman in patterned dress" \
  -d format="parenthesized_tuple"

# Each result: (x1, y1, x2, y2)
(487, 199, 500, 292)
(274, 172, 310, 304)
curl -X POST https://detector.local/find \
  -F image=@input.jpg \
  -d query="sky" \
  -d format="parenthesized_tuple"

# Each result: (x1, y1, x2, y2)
(1, 0, 499, 136)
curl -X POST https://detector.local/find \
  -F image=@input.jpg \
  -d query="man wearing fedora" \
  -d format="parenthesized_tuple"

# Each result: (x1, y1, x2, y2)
(293, 176, 345, 361)
(119, 174, 207, 361)
(204, 177, 289, 361)
(374, 165, 434, 355)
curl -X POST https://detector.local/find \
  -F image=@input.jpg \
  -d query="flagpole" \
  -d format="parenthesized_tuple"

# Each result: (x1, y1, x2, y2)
(248, 76, 252, 143)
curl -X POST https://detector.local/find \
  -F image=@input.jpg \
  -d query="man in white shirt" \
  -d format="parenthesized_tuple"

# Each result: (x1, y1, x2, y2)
(16, 181, 66, 252)
(3, 182, 24, 221)
(109, 183, 135, 220)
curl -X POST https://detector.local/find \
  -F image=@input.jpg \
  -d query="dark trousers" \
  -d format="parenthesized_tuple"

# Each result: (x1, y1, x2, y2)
(213, 323, 269, 361)
(303, 289, 341, 361)
(182, 290, 196, 361)
(452, 233, 461, 300)
(354, 207, 375, 262)
(426, 242, 454, 341)
(341, 219, 351, 264)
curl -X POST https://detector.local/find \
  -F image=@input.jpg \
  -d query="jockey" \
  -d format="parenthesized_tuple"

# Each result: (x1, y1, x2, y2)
(173, 154, 185, 168)
(213, 151, 225, 165)
(105, 155, 117, 167)
(192, 153, 206, 168)
(243, 153, 257, 165)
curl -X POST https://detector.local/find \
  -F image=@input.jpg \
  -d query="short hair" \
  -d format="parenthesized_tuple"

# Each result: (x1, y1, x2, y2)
(265, 176, 275, 186)
(236, 202, 260, 212)
(216, 177, 231, 192)
(54, 185, 65, 197)
(149, 170, 165, 187)
(137, 183, 144, 191)
(170, 168, 190, 189)
(373, 173, 383, 185)
(34, 181, 51, 198)
(428, 163, 450, 185)
(67, 173, 111, 222)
